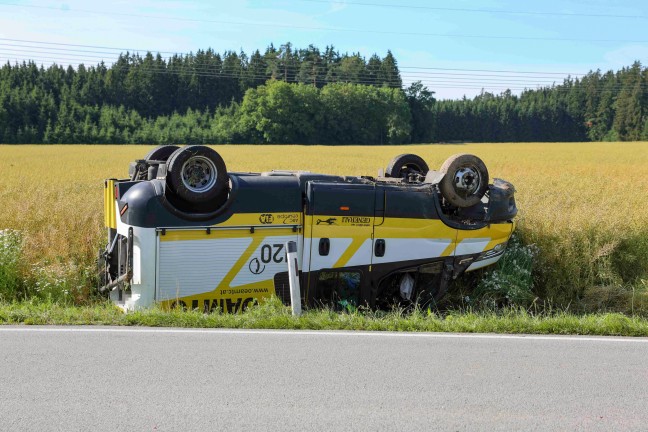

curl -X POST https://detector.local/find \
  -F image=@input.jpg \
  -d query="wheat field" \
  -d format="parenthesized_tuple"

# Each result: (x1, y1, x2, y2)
(1, 143, 647, 308)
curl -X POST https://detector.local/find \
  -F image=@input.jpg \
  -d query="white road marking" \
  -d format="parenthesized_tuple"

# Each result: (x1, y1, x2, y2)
(1, 326, 647, 343)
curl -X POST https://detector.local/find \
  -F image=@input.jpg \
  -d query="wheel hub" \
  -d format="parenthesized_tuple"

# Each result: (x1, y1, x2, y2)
(181, 156, 217, 193)
(453, 166, 480, 196)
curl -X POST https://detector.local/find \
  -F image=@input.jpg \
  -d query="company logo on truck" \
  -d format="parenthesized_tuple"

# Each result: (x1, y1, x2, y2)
(259, 213, 299, 224)
(259, 214, 274, 224)
(249, 258, 265, 274)
(341, 216, 371, 226)
(171, 294, 269, 314)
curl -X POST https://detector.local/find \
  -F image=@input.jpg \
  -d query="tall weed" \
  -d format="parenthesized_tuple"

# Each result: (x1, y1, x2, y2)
(525, 227, 648, 311)
(473, 235, 538, 307)
(28, 261, 94, 304)
(0, 229, 24, 301)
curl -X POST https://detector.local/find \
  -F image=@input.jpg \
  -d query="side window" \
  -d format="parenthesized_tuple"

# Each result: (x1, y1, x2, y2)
(317, 271, 361, 308)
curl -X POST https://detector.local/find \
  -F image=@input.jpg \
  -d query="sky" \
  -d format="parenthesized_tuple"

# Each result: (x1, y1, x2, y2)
(0, 0, 647, 99)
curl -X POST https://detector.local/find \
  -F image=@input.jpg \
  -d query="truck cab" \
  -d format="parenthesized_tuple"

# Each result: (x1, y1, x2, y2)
(101, 146, 517, 312)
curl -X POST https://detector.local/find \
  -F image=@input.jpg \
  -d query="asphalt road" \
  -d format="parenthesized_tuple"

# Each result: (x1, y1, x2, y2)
(1, 327, 647, 432)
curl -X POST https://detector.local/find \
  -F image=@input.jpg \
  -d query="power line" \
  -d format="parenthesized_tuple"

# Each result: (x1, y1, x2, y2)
(3, 56, 634, 94)
(0, 43, 615, 90)
(1, 41, 628, 91)
(0, 42, 132, 56)
(0, 48, 116, 61)
(0, 2, 646, 44)
(0, 38, 592, 78)
(0, 37, 177, 56)
(0, 55, 531, 85)
(0, 54, 573, 88)
(399, 72, 563, 83)
(1, 58, 637, 97)
(400, 71, 576, 80)
(0, 56, 406, 87)
(0, 48, 573, 83)
(399, 66, 585, 76)
(298, 0, 647, 20)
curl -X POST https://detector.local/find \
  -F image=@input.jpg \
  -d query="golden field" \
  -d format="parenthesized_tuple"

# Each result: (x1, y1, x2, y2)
(1, 143, 647, 309)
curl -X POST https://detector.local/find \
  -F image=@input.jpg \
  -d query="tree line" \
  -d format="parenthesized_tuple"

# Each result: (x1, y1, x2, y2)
(434, 62, 648, 142)
(17, 81, 411, 145)
(0, 42, 646, 144)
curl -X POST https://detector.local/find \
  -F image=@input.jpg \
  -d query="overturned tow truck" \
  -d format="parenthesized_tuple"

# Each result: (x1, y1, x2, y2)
(100, 145, 517, 312)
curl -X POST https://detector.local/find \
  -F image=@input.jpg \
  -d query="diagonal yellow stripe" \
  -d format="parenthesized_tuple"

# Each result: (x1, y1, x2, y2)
(333, 238, 367, 268)
(440, 241, 456, 257)
(217, 234, 267, 292)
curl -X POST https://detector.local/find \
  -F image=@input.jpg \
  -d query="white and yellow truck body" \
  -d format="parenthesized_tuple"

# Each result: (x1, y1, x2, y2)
(101, 147, 517, 311)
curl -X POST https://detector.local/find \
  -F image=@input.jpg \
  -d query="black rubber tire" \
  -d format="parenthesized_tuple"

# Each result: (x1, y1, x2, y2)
(439, 153, 489, 208)
(166, 145, 229, 212)
(144, 145, 180, 161)
(385, 154, 429, 178)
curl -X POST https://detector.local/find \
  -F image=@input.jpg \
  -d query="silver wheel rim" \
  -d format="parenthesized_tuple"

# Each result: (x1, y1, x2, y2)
(453, 165, 481, 197)
(180, 156, 217, 193)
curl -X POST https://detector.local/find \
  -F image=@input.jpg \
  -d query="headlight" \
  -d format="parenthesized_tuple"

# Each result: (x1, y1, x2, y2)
(492, 242, 507, 253)
(478, 241, 508, 260)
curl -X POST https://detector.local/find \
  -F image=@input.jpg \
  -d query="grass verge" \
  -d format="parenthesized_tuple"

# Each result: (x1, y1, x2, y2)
(2, 298, 648, 337)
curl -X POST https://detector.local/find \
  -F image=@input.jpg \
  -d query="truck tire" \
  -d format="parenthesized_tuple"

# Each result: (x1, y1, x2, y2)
(166, 145, 229, 212)
(385, 154, 429, 178)
(144, 145, 180, 161)
(439, 153, 489, 208)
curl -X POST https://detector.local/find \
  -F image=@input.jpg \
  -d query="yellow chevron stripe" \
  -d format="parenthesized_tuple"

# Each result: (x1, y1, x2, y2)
(333, 238, 367, 268)
(217, 234, 267, 292)
(440, 241, 456, 257)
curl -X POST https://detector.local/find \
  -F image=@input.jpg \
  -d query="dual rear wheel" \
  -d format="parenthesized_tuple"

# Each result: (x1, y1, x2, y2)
(385, 153, 489, 208)
(144, 145, 229, 212)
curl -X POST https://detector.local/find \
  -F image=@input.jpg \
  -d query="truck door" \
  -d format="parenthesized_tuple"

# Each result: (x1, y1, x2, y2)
(305, 182, 375, 306)
(372, 184, 457, 274)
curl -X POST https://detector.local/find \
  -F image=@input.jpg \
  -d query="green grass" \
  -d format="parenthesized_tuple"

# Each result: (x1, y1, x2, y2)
(0, 230, 24, 302)
(2, 297, 648, 337)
